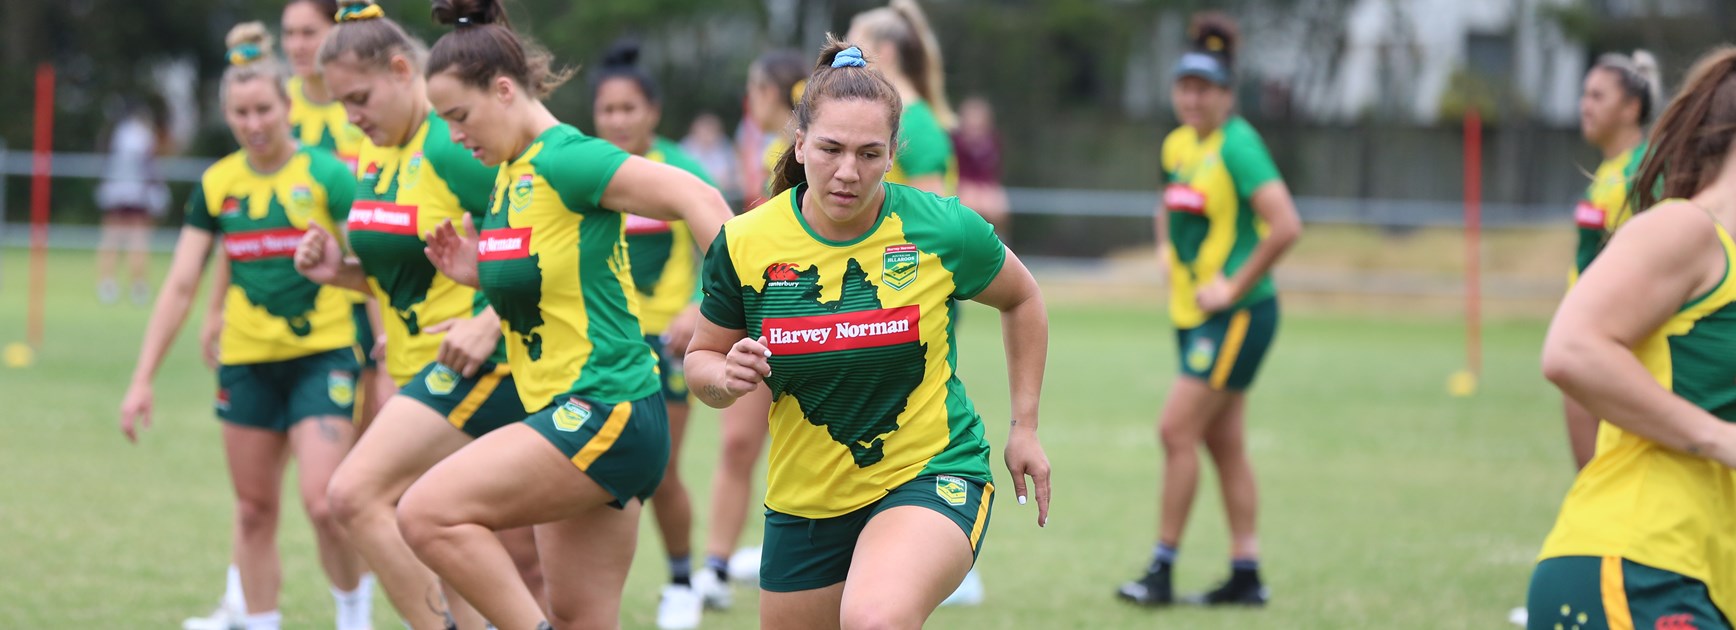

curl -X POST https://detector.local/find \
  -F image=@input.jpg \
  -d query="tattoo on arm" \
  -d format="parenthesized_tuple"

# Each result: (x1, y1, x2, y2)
(698, 384, 734, 405)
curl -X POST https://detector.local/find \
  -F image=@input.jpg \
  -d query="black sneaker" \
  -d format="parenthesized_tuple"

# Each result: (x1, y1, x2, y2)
(1115, 563, 1174, 606)
(1185, 570, 1269, 606)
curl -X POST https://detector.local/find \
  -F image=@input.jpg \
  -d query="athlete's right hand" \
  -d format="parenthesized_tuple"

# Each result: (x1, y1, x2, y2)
(199, 317, 222, 370)
(295, 223, 344, 285)
(424, 214, 481, 288)
(721, 336, 772, 396)
(120, 383, 153, 443)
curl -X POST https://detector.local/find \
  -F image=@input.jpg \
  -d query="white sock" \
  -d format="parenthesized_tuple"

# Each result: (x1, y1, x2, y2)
(332, 573, 374, 630)
(242, 610, 282, 630)
(224, 564, 246, 613)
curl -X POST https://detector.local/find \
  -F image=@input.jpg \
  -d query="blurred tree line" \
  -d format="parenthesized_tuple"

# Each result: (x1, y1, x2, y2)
(5, 0, 1736, 225)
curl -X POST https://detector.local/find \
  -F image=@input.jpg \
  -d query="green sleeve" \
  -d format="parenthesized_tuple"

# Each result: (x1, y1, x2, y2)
(656, 138, 716, 187)
(309, 151, 356, 223)
(427, 128, 499, 218)
(698, 225, 745, 329)
(948, 199, 1007, 300)
(897, 104, 953, 178)
(1221, 121, 1282, 199)
(183, 182, 216, 233)
(533, 133, 630, 213)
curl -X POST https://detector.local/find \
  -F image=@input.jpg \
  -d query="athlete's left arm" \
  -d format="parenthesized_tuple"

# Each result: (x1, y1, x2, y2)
(1226, 181, 1303, 301)
(971, 249, 1052, 527)
(600, 156, 734, 252)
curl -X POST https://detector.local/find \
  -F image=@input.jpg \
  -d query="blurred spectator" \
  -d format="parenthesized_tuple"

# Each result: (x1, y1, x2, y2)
(953, 96, 1010, 237)
(95, 96, 172, 305)
(680, 112, 741, 203)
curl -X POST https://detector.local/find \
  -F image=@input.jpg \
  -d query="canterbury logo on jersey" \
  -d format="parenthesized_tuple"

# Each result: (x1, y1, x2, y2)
(349, 202, 419, 236)
(478, 227, 532, 261)
(624, 213, 672, 235)
(1574, 202, 1606, 230)
(1165, 184, 1206, 215)
(224, 228, 306, 261)
(762, 306, 919, 355)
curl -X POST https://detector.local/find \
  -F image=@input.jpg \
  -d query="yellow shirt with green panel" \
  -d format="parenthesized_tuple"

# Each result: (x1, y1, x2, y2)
(476, 124, 660, 412)
(1540, 201, 1736, 617)
(286, 76, 368, 172)
(1161, 116, 1282, 329)
(624, 137, 712, 336)
(347, 111, 507, 385)
(700, 182, 1003, 519)
(1571, 143, 1647, 282)
(185, 147, 357, 364)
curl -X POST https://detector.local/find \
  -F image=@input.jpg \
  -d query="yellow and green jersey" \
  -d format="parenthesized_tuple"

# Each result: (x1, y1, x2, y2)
(700, 182, 1004, 519)
(287, 76, 368, 172)
(348, 111, 507, 385)
(477, 124, 658, 412)
(1540, 203, 1736, 617)
(185, 148, 357, 365)
(624, 137, 712, 336)
(886, 99, 958, 195)
(1572, 143, 1647, 278)
(1161, 116, 1283, 329)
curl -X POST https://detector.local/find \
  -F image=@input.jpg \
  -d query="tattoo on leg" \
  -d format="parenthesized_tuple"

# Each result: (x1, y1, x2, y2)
(536, 623, 553, 630)
(317, 418, 342, 443)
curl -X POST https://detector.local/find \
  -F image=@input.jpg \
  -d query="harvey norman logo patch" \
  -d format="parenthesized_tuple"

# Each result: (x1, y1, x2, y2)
(762, 305, 919, 355)
(623, 213, 672, 235)
(348, 201, 419, 236)
(478, 227, 533, 261)
(223, 228, 306, 261)
(1164, 183, 1207, 215)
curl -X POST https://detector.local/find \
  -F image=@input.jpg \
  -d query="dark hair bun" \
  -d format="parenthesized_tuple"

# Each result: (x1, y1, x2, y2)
(601, 38, 642, 70)
(431, 0, 506, 27)
(1188, 11, 1239, 62)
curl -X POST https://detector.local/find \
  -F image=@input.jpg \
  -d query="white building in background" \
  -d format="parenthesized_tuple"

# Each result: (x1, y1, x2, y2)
(1128, 0, 1685, 126)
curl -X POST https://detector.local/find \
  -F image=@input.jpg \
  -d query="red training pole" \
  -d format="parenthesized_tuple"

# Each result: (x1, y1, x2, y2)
(29, 63, 54, 350)
(1463, 108, 1482, 379)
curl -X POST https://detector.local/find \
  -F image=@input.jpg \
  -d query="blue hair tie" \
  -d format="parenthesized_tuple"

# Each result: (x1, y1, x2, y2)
(832, 47, 866, 68)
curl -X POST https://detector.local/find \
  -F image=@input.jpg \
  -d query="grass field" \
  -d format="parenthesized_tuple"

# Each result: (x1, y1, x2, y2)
(0, 247, 1573, 629)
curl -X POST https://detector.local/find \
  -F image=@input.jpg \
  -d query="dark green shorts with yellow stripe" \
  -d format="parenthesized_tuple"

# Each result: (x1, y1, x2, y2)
(644, 334, 690, 403)
(1528, 556, 1732, 630)
(1176, 297, 1278, 391)
(759, 473, 995, 593)
(352, 303, 377, 370)
(525, 392, 669, 509)
(398, 361, 523, 439)
(216, 347, 359, 432)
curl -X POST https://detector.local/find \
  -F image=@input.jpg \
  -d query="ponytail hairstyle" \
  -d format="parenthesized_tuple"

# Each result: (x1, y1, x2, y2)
(751, 49, 809, 110)
(319, 0, 427, 74)
(590, 38, 659, 106)
(1630, 46, 1736, 212)
(768, 36, 904, 196)
(849, 0, 955, 129)
(427, 0, 573, 100)
(1593, 49, 1666, 126)
(221, 21, 290, 104)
